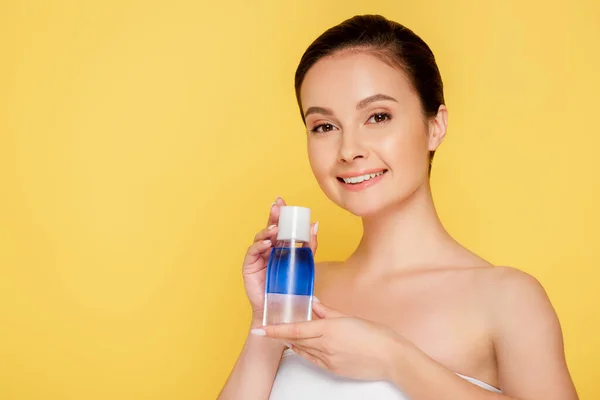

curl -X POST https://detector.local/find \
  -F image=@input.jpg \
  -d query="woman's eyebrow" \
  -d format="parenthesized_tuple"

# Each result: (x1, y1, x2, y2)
(304, 106, 334, 118)
(303, 94, 397, 118)
(357, 94, 397, 109)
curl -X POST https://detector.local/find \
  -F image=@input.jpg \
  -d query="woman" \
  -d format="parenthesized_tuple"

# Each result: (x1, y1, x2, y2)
(218, 14, 578, 400)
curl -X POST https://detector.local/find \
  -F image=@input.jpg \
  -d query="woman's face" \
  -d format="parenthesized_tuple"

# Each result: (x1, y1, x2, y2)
(300, 50, 446, 217)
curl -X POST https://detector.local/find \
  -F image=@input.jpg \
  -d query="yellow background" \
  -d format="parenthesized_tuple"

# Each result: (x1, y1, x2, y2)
(1, 0, 598, 399)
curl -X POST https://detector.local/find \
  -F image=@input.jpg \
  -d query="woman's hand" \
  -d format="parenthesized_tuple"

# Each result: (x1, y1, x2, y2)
(252, 300, 405, 381)
(242, 197, 318, 326)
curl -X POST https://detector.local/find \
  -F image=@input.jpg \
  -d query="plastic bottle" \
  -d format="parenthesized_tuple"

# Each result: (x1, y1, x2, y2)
(263, 206, 315, 326)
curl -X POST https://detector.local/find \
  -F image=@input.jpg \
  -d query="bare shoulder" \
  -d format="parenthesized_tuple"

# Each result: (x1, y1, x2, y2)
(482, 266, 552, 309)
(480, 266, 564, 349)
(472, 266, 555, 322)
(483, 265, 545, 290)
(479, 267, 577, 398)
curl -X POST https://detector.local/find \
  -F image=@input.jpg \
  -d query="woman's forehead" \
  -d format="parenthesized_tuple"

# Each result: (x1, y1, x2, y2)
(299, 51, 415, 112)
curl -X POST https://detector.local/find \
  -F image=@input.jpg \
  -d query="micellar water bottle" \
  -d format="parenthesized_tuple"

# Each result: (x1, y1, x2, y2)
(262, 206, 315, 326)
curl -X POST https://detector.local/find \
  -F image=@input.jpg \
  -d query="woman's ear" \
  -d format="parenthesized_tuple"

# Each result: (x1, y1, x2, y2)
(428, 104, 448, 151)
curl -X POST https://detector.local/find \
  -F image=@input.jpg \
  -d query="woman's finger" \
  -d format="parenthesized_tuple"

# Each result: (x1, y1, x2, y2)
(266, 197, 287, 227)
(284, 336, 324, 348)
(290, 344, 328, 370)
(266, 202, 279, 228)
(289, 343, 324, 357)
(260, 247, 273, 260)
(312, 301, 346, 319)
(242, 239, 273, 272)
(253, 224, 278, 243)
(255, 320, 323, 340)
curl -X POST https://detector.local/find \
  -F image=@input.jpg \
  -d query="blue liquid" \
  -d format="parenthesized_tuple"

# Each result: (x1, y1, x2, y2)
(265, 246, 314, 296)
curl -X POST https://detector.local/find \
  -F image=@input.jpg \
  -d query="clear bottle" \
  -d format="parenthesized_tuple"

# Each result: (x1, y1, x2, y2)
(263, 206, 314, 326)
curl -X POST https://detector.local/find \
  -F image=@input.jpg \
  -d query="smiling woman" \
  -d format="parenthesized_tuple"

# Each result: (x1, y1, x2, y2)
(217, 14, 578, 400)
(301, 48, 444, 216)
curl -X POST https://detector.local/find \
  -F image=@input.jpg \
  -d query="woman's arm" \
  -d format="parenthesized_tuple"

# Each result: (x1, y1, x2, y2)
(219, 198, 310, 399)
(490, 267, 578, 399)
(217, 319, 285, 400)
(386, 267, 578, 400)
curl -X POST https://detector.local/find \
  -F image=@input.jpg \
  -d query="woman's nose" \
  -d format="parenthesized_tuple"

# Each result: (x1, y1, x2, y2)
(337, 132, 368, 163)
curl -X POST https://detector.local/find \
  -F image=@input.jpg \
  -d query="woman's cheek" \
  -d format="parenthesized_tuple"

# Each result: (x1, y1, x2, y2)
(391, 126, 429, 168)
(307, 155, 327, 186)
(308, 140, 330, 170)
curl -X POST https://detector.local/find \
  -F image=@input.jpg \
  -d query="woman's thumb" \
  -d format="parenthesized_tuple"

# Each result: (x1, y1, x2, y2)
(312, 298, 345, 319)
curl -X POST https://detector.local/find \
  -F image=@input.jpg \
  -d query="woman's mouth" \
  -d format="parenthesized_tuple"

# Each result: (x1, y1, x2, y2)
(336, 169, 388, 191)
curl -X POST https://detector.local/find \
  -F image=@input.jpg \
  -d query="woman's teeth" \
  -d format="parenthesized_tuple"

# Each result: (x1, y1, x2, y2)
(341, 171, 385, 184)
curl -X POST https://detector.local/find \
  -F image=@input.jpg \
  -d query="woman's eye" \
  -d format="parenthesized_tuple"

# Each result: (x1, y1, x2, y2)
(367, 113, 391, 124)
(310, 123, 336, 133)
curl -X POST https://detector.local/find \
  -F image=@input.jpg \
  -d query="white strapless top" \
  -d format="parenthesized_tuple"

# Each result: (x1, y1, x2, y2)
(269, 348, 501, 400)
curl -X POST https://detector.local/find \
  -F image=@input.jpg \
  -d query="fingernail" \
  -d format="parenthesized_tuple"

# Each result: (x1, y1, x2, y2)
(313, 296, 320, 303)
(313, 221, 319, 235)
(263, 240, 271, 245)
(284, 342, 292, 348)
(268, 224, 276, 230)
(250, 328, 266, 336)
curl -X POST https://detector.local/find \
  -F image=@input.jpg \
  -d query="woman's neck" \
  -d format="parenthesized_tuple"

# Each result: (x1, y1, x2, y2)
(349, 182, 457, 274)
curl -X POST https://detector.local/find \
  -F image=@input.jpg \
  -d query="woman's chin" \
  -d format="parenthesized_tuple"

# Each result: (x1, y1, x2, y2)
(320, 183, 413, 218)
(337, 198, 391, 218)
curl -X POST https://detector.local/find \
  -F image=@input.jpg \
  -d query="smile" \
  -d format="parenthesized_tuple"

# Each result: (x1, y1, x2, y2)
(336, 169, 388, 191)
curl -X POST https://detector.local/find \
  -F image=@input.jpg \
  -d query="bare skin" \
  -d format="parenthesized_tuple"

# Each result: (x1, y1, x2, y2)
(316, 259, 500, 389)
(219, 49, 578, 399)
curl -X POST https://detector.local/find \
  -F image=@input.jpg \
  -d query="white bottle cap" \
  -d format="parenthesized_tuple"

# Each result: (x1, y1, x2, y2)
(277, 206, 311, 243)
